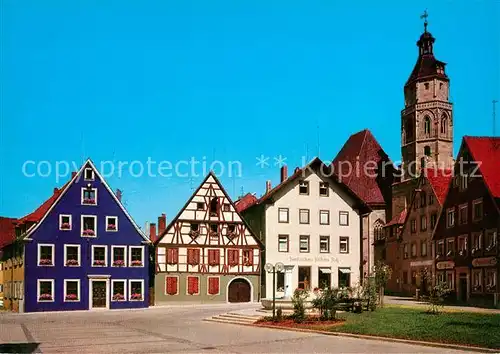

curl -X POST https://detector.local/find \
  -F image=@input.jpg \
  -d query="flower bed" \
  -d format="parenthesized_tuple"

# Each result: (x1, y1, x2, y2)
(256, 315, 345, 330)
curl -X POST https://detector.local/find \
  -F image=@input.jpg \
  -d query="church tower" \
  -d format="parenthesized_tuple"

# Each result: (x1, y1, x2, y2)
(392, 13, 454, 217)
(400, 15, 454, 179)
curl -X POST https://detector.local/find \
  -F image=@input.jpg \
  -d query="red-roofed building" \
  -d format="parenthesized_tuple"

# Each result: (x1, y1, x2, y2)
(332, 129, 396, 279)
(432, 136, 500, 307)
(383, 168, 452, 296)
(0, 217, 17, 300)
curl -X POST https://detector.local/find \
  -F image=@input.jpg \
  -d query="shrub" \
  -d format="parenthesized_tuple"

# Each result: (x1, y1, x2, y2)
(312, 287, 340, 321)
(362, 277, 378, 311)
(291, 288, 308, 323)
(427, 281, 452, 314)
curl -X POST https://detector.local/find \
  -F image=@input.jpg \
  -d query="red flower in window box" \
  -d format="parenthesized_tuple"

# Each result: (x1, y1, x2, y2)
(39, 293, 52, 301)
(39, 259, 53, 266)
(83, 198, 96, 205)
(65, 259, 79, 266)
(65, 294, 78, 301)
(61, 223, 71, 230)
(82, 229, 95, 236)
(107, 224, 117, 230)
(130, 293, 142, 300)
(131, 260, 143, 267)
(113, 293, 125, 301)
(93, 260, 105, 266)
(113, 260, 125, 267)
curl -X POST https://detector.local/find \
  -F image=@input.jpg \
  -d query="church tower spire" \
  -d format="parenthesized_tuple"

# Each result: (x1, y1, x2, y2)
(400, 11, 454, 180)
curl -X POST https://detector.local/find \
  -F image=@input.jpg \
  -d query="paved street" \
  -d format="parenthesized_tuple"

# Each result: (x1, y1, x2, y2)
(0, 303, 475, 353)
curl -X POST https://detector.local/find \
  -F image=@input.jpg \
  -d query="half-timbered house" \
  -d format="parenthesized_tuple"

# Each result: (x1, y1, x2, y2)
(154, 172, 263, 304)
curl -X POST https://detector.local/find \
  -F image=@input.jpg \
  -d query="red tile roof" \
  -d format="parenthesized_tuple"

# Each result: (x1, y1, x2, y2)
(384, 209, 407, 227)
(464, 136, 500, 198)
(16, 187, 64, 226)
(423, 168, 453, 205)
(0, 217, 17, 249)
(332, 129, 395, 206)
(235, 193, 258, 213)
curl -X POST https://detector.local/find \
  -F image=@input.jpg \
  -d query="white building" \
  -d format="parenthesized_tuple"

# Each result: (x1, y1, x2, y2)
(237, 158, 371, 299)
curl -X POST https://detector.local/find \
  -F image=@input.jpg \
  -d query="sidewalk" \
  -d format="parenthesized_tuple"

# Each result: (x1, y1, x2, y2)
(385, 296, 500, 314)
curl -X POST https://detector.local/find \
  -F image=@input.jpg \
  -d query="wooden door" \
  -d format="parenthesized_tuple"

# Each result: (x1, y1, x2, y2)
(92, 281, 107, 308)
(228, 279, 251, 303)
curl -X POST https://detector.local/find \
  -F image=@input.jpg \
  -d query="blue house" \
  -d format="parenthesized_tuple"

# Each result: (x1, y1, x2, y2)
(18, 159, 150, 312)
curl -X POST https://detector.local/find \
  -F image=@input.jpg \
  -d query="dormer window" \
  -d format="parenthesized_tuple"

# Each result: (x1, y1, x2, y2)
(299, 181, 309, 195)
(209, 198, 218, 216)
(82, 187, 97, 205)
(84, 168, 95, 181)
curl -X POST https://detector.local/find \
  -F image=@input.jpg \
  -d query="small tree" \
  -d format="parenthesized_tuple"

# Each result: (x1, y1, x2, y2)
(362, 277, 378, 311)
(427, 281, 452, 314)
(373, 261, 392, 307)
(291, 288, 308, 323)
(312, 288, 340, 321)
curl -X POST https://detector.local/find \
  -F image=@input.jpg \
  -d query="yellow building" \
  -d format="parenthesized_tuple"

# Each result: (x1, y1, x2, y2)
(0, 216, 18, 310)
(2, 256, 25, 312)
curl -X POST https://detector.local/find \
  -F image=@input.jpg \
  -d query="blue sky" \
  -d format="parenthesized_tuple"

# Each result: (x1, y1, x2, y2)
(1, 1, 499, 228)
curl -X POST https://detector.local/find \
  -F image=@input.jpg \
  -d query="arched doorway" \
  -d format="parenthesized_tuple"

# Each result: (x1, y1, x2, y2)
(227, 278, 251, 303)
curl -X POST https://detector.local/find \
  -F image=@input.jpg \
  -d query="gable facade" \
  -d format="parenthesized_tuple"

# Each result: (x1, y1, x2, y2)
(20, 160, 150, 312)
(155, 172, 262, 304)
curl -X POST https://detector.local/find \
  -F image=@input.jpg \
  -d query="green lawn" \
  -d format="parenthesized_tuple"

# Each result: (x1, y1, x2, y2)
(329, 306, 500, 349)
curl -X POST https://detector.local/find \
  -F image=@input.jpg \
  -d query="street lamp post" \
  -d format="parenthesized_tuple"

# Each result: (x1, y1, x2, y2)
(265, 262, 284, 321)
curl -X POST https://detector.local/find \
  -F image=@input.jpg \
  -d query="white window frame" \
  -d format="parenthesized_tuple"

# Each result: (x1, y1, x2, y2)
(339, 211, 349, 226)
(129, 279, 145, 301)
(446, 208, 455, 228)
(91, 245, 108, 267)
(299, 209, 310, 224)
(111, 279, 127, 302)
(278, 208, 289, 223)
(186, 275, 200, 296)
(106, 216, 119, 232)
(129, 246, 145, 267)
(278, 235, 289, 252)
(320, 236, 330, 253)
(319, 210, 330, 225)
(59, 214, 72, 231)
(81, 215, 97, 237)
(165, 275, 179, 296)
(83, 167, 95, 181)
(37, 279, 55, 303)
(207, 276, 221, 296)
(37, 244, 55, 267)
(111, 245, 127, 267)
(339, 237, 349, 254)
(64, 279, 81, 302)
(81, 187, 98, 206)
(64, 244, 81, 267)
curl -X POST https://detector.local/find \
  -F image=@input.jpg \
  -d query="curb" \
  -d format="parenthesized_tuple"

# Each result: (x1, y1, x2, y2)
(248, 322, 497, 353)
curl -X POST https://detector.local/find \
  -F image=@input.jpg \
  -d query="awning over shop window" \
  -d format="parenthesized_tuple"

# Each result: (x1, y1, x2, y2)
(319, 268, 332, 274)
(338, 268, 351, 274)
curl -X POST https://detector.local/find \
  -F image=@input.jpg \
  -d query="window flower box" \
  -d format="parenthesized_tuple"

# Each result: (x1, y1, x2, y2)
(189, 230, 199, 238)
(113, 260, 125, 267)
(113, 293, 125, 301)
(39, 293, 53, 301)
(65, 294, 78, 301)
(130, 260, 143, 267)
(93, 260, 105, 266)
(61, 223, 71, 230)
(39, 259, 53, 266)
(130, 293, 142, 300)
(107, 224, 117, 231)
(82, 229, 95, 236)
(66, 259, 79, 266)
(83, 198, 96, 205)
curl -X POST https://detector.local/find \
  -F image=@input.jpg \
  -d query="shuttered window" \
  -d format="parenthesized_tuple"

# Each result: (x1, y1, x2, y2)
(243, 249, 253, 266)
(227, 249, 239, 266)
(187, 276, 199, 295)
(187, 249, 200, 265)
(208, 249, 220, 266)
(208, 277, 219, 295)
(165, 276, 178, 295)
(166, 248, 179, 264)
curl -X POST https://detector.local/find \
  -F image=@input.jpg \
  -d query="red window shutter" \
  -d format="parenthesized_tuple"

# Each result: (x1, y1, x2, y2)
(195, 249, 200, 264)
(229, 250, 239, 266)
(244, 250, 253, 266)
(208, 277, 219, 295)
(194, 277, 199, 294)
(227, 250, 233, 265)
(166, 276, 177, 295)
(188, 277, 199, 295)
(174, 248, 179, 263)
(187, 249, 192, 264)
(214, 249, 220, 265)
(168, 248, 179, 264)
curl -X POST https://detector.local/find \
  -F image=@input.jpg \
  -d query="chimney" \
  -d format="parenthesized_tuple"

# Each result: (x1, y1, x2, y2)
(53, 187, 59, 193)
(265, 180, 272, 194)
(280, 165, 288, 183)
(158, 213, 167, 235)
(294, 167, 300, 174)
(71, 172, 77, 178)
(116, 189, 122, 202)
(149, 223, 157, 242)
